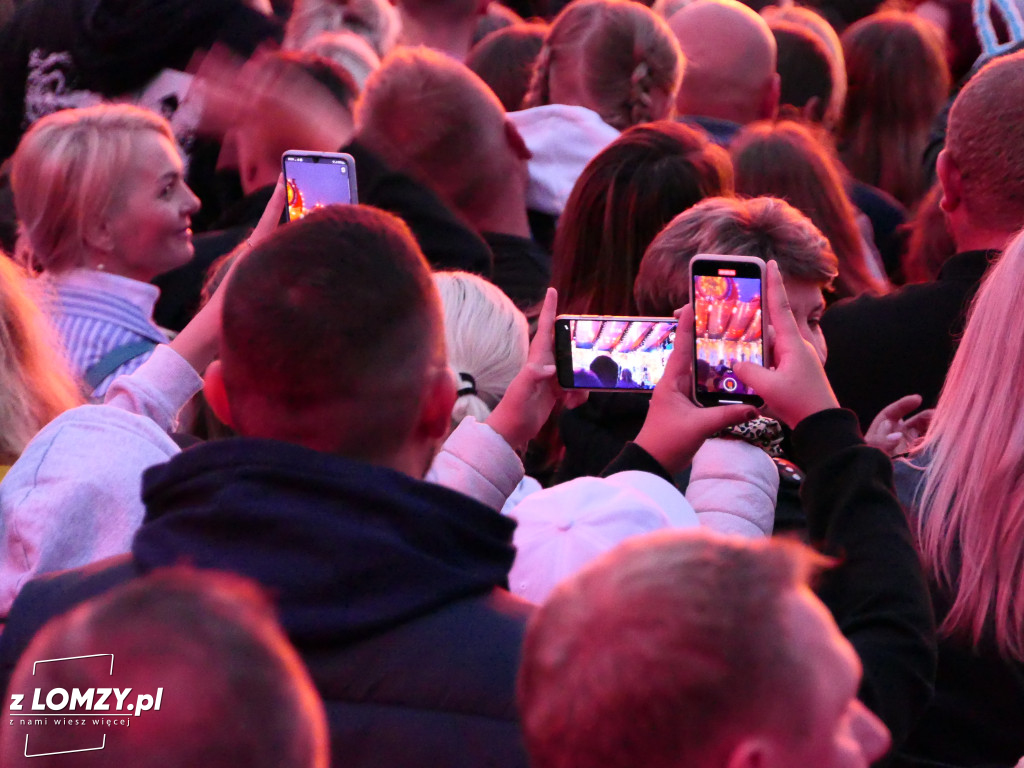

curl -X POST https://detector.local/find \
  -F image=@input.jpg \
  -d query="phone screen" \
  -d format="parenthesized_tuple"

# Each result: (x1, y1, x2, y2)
(283, 153, 355, 221)
(691, 258, 764, 407)
(555, 317, 676, 391)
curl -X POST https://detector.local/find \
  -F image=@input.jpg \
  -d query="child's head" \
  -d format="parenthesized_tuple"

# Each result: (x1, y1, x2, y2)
(524, 0, 683, 130)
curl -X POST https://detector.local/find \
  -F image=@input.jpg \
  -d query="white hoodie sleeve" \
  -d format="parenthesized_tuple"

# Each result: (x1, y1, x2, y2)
(426, 418, 525, 512)
(685, 438, 779, 538)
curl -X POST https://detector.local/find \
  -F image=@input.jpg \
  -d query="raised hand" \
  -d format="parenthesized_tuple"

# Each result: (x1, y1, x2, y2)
(733, 260, 839, 429)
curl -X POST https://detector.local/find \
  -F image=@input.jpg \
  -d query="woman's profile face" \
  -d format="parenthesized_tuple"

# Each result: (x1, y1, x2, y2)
(102, 131, 201, 282)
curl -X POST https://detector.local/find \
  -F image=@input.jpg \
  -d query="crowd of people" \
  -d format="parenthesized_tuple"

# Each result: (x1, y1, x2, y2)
(0, 0, 1020, 766)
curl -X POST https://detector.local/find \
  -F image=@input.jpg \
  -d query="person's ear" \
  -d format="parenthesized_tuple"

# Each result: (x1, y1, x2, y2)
(203, 360, 236, 429)
(800, 95, 823, 125)
(83, 216, 116, 258)
(504, 120, 532, 161)
(416, 366, 457, 443)
(937, 148, 962, 214)
(725, 736, 776, 768)
(759, 73, 781, 120)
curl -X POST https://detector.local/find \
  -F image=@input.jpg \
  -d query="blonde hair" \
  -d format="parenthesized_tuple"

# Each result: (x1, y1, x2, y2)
(0, 256, 82, 464)
(911, 232, 1024, 660)
(523, 0, 683, 129)
(11, 104, 175, 274)
(434, 271, 528, 426)
(285, 0, 401, 58)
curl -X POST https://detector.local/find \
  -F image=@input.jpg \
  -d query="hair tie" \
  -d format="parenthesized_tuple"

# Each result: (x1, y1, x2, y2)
(457, 372, 477, 397)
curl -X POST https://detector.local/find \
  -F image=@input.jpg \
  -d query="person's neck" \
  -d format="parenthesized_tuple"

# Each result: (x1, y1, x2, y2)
(398, 16, 474, 61)
(469, 192, 531, 239)
(952, 225, 1015, 254)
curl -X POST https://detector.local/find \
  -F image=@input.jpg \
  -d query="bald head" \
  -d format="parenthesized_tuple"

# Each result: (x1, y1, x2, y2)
(669, 0, 779, 126)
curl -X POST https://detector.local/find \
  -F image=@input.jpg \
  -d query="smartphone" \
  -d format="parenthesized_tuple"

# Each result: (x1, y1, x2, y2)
(689, 254, 767, 408)
(555, 315, 677, 392)
(281, 150, 358, 221)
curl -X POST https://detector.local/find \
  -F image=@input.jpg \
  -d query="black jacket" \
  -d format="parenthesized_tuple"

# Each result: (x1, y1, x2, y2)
(0, 437, 532, 768)
(822, 250, 996, 430)
(791, 410, 937, 758)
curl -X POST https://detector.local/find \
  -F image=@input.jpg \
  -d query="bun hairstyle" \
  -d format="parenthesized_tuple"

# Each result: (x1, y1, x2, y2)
(523, 0, 683, 130)
(433, 272, 529, 426)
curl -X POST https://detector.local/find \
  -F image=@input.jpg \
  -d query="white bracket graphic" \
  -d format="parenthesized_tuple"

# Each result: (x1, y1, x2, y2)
(23, 654, 114, 757)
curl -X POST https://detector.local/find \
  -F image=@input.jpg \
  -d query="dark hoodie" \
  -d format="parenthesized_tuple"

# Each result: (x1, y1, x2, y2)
(0, 437, 532, 768)
(0, 0, 281, 159)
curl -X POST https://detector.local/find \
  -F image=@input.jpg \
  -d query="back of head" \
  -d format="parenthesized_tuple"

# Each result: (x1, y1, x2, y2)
(0, 255, 82, 463)
(434, 271, 529, 426)
(762, 5, 846, 127)
(10, 104, 174, 273)
(838, 11, 949, 207)
(519, 531, 825, 768)
(467, 23, 548, 112)
(552, 120, 733, 316)
(356, 46, 511, 222)
(1, 569, 327, 768)
(285, 0, 401, 57)
(730, 120, 884, 298)
(524, 0, 683, 130)
(914, 225, 1024, 661)
(945, 50, 1024, 232)
(669, 0, 778, 125)
(219, 204, 444, 461)
(635, 195, 837, 315)
(770, 21, 833, 125)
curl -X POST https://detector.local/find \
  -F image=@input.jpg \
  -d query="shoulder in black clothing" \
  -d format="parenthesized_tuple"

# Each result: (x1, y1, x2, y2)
(822, 250, 996, 430)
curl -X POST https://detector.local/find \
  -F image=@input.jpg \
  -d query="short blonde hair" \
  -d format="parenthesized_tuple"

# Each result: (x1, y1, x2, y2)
(11, 104, 175, 274)
(434, 271, 529, 426)
(635, 195, 837, 316)
(524, 0, 683, 130)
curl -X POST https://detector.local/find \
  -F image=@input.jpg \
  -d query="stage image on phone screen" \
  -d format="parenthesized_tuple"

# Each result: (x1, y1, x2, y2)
(692, 274, 763, 397)
(284, 157, 352, 220)
(568, 319, 675, 390)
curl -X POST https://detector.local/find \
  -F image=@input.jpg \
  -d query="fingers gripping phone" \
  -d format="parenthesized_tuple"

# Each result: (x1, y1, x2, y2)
(282, 150, 358, 221)
(554, 316, 677, 392)
(690, 254, 767, 408)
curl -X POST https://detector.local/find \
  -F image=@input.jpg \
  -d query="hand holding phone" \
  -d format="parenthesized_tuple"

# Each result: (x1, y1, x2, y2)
(634, 304, 760, 473)
(690, 254, 767, 408)
(732, 261, 839, 429)
(282, 150, 358, 221)
(555, 316, 678, 392)
(486, 289, 587, 453)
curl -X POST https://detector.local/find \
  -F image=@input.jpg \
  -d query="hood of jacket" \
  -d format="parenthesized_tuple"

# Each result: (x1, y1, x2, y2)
(134, 437, 517, 646)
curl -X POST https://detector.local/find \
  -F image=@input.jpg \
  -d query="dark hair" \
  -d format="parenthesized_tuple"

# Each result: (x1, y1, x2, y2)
(838, 11, 950, 209)
(467, 23, 548, 112)
(730, 120, 887, 299)
(551, 120, 733, 316)
(901, 181, 956, 284)
(771, 21, 833, 124)
(269, 49, 359, 112)
(590, 354, 620, 388)
(3, 568, 327, 768)
(221, 204, 442, 459)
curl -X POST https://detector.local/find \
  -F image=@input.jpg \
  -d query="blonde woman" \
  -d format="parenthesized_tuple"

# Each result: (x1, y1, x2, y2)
(11, 104, 201, 397)
(895, 228, 1024, 765)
